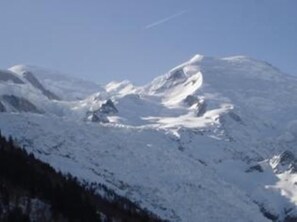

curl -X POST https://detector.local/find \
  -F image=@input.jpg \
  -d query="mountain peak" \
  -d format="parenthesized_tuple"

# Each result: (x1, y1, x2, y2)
(1, 55, 297, 222)
(9, 64, 34, 73)
(189, 54, 205, 63)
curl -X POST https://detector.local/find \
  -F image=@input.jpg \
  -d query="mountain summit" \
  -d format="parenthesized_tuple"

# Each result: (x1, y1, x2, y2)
(0, 55, 297, 221)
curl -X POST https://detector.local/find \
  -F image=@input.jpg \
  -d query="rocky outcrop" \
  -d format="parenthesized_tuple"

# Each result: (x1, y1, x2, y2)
(86, 112, 109, 123)
(279, 151, 297, 173)
(184, 95, 207, 117)
(86, 99, 118, 123)
(99, 99, 118, 114)
(196, 99, 207, 117)
(22, 71, 60, 100)
(279, 151, 296, 166)
(184, 95, 199, 107)
(167, 69, 186, 82)
(1, 95, 43, 114)
(271, 151, 297, 173)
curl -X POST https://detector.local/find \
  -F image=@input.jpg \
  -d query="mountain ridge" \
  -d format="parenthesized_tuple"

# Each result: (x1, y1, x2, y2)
(0, 54, 297, 221)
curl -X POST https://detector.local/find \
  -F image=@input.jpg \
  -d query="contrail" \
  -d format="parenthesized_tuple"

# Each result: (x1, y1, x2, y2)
(145, 10, 187, 29)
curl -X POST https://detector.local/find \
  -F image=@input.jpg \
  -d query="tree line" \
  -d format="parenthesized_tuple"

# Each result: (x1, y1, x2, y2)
(0, 131, 164, 222)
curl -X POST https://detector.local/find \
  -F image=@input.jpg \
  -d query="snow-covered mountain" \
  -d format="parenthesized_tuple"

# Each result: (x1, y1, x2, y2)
(1, 55, 297, 221)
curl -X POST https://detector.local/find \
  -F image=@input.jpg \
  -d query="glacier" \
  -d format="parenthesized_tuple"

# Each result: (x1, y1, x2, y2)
(0, 54, 297, 221)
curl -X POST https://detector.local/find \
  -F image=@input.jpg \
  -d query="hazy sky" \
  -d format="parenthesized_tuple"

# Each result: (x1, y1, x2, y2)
(0, 0, 296, 84)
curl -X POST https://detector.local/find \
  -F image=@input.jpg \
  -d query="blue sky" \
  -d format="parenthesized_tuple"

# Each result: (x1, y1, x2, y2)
(0, 0, 296, 84)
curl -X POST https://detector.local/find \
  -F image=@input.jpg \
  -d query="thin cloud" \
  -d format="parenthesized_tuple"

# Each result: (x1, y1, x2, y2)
(145, 10, 187, 29)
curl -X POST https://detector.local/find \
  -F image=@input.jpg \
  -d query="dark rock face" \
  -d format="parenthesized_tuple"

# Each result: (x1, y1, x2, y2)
(88, 113, 100, 122)
(0, 70, 24, 84)
(99, 99, 118, 114)
(22, 71, 60, 100)
(183, 95, 207, 117)
(0, 101, 6, 112)
(167, 69, 185, 81)
(86, 99, 118, 123)
(273, 151, 297, 173)
(196, 100, 207, 117)
(86, 112, 109, 123)
(184, 95, 199, 107)
(1, 95, 43, 114)
(279, 151, 297, 173)
(279, 151, 295, 166)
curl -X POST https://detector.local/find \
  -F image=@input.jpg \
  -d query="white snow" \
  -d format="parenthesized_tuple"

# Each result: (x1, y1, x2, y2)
(1, 54, 297, 221)
(9, 64, 104, 100)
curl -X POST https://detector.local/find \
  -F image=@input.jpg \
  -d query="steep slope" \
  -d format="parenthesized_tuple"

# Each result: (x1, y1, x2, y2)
(0, 135, 162, 222)
(0, 70, 47, 113)
(0, 55, 297, 221)
(0, 69, 24, 84)
(20, 70, 60, 100)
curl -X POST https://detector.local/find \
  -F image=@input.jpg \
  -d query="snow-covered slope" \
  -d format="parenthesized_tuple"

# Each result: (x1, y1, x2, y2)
(9, 65, 104, 100)
(1, 55, 297, 221)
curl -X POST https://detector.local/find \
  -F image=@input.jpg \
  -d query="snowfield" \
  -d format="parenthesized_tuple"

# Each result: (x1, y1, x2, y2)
(1, 54, 297, 221)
